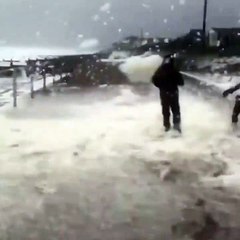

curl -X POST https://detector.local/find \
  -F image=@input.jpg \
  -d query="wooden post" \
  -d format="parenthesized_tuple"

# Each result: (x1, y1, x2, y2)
(43, 71, 46, 91)
(53, 68, 55, 85)
(30, 74, 34, 99)
(13, 68, 17, 108)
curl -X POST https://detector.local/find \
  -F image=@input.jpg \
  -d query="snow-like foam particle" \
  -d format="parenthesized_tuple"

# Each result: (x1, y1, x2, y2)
(179, 0, 186, 5)
(77, 34, 84, 39)
(142, 3, 150, 9)
(92, 15, 100, 22)
(100, 3, 111, 12)
(164, 38, 169, 43)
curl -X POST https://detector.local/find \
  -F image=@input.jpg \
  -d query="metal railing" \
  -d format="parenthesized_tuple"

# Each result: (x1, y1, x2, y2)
(0, 66, 59, 108)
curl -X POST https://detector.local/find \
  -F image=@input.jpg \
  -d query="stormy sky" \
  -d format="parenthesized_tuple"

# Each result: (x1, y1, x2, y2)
(0, 0, 240, 50)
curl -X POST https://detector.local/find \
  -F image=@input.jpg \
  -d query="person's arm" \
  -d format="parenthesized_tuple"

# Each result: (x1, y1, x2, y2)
(152, 67, 161, 88)
(223, 83, 240, 97)
(174, 70, 184, 86)
(177, 72, 184, 86)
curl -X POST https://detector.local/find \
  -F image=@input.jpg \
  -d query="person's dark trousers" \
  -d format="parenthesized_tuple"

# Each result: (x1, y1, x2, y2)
(232, 98, 240, 124)
(160, 90, 181, 130)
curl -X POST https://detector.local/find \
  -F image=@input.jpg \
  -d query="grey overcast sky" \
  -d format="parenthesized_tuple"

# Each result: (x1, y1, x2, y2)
(0, 0, 240, 49)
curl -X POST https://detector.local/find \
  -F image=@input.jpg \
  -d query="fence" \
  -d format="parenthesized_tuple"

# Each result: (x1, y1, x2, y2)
(0, 66, 61, 108)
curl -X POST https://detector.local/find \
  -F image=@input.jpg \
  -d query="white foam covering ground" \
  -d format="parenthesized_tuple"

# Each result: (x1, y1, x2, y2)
(183, 72, 240, 91)
(0, 84, 240, 239)
(0, 54, 240, 239)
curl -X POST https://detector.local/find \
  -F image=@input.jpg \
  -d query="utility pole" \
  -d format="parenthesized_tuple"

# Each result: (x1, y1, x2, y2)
(140, 28, 144, 40)
(202, 0, 208, 48)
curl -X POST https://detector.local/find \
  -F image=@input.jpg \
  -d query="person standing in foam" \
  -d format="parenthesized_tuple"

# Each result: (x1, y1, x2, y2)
(223, 83, 240, 130)
(152, 54, 184, 133)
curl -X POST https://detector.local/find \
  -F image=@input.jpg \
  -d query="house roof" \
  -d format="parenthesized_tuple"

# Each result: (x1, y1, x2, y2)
(212, 28, 240, 33)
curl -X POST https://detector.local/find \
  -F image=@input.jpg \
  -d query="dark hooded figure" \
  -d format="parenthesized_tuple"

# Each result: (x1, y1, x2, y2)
(152, 54, 184, 132)
(223, 83, 240, 129)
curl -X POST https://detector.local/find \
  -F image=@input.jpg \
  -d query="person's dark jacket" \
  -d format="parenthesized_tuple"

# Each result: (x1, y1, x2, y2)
(152, 63, 184, 91)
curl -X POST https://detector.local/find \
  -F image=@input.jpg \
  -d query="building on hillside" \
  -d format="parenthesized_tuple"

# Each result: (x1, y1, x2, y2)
(140, 38, 160, 46)
(172, 28, 240, 49)
(188, 29, 204, 45)
(208, 28, 240, 47)
(169, 29, 204, 50)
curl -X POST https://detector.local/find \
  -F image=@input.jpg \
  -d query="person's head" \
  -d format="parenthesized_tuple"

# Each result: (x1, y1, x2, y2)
(162, 54, 175, 67)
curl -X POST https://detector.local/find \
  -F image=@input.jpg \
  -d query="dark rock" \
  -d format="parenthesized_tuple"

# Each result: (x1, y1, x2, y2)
(160, 167, 182, 182)
(193, 213, 219, 240)
(160, 160, 171, 166)
(11, 128, 21, 132)
(195, 199, 206, 207)
(213, 186, 224, 191)
(73, 152, 79, 157)
(172, 221, 201, 238)
(10, 144, 19, 148)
